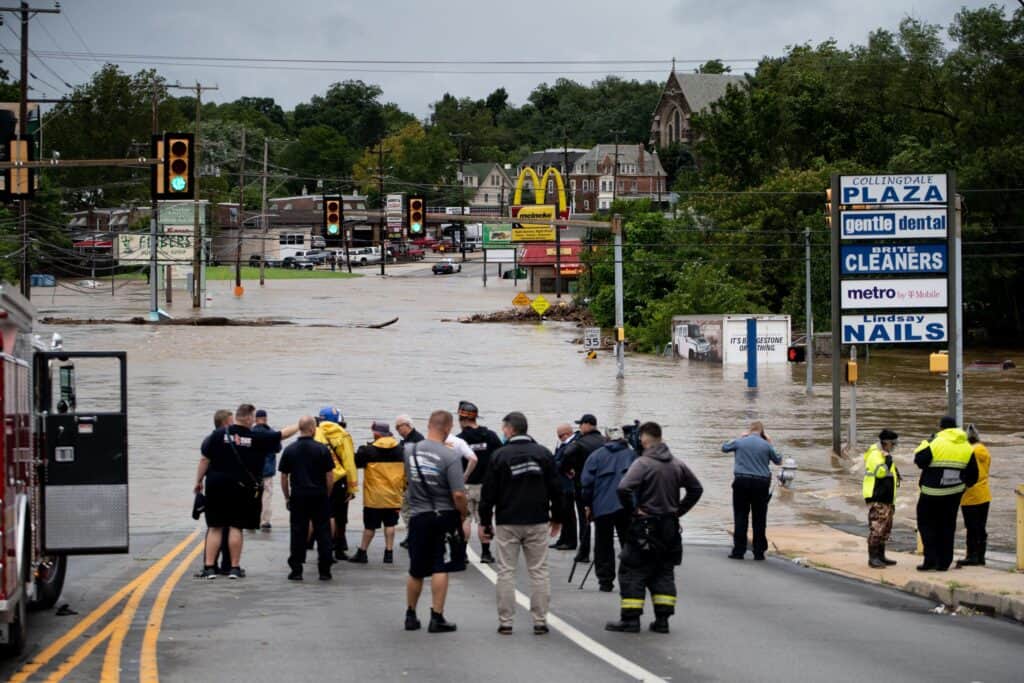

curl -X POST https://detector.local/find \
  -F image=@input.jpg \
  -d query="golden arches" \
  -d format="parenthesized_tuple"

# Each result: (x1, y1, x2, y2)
(513, 167, 569, 218)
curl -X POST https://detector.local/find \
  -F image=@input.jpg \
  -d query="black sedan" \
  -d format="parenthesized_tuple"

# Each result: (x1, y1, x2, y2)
(432, 258, 462, 275)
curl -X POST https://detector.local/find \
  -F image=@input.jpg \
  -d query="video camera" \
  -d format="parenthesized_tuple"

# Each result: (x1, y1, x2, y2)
(621, 420, 642, 454)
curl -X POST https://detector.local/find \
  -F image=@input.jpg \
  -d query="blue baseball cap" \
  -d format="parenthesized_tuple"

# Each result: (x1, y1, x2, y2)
(318, 406, 340, 423)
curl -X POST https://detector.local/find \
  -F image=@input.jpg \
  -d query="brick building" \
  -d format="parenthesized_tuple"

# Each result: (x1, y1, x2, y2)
(570, 144, 667, 212)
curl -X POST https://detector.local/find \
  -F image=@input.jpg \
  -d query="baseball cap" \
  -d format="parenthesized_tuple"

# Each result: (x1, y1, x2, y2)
(254, 409, 267, 418)
(371, 420, 393, 436)
(318, 406, 340, 423)
(458, 401, 479, 419)
(575, 414, 597, 426)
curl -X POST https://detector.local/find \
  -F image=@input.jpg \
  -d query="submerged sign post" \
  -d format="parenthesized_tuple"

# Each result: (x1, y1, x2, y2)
(830, 172, 960, 453)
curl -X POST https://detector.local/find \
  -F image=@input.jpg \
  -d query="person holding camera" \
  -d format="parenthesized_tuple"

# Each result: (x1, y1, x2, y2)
(605, 422, 702, 634)
(722, 420, 781, 561)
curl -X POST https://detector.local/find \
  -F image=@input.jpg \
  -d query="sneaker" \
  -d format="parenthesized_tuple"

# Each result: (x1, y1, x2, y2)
(550, 543, 575, 550)
(197, 566, 218, 580)
(728, 552, 745, 560)
(348, 549, 368, 564)
(480, 549, 495, 564)
(573, 553, 590, 564)
(287, 570, 303, 581)
(405, 610, 421, 631)
(260, 523, 272, 532)
(497, 625, 513, 635)
(753, 553, 766, 561)
(533, 624, 549, 635)
(428, 612, 457, 633)
(228, 567, 245, 579)
(334, 548, 349, 562)
(319, 571, 332, 581)
(383, 549, 394, 564)
(598, 583, 614, 593)
(399, 538, 409, 549)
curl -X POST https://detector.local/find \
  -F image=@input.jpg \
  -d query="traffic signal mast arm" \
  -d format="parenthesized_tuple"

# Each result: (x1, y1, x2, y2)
(0, 157, 163, 169)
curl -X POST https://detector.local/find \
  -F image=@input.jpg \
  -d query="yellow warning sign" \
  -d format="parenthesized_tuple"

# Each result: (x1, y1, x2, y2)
(512, 292, 532, 307)
(531, 294, 551, 316)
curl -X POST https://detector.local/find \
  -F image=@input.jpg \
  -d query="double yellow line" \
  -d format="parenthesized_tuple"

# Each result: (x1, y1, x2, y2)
(11, 529, 204, 683)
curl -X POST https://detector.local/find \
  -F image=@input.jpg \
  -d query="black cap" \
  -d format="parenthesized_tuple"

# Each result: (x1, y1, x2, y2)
(458, 401, 478, 419)
(939, 415, 957, 430)
(575, 414, 597, 426)
(878, 429, 898, 442)
(255, 409, 267, 418)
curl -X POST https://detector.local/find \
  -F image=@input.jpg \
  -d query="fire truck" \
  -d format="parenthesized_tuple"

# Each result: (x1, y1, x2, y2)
(0, 285, 128, 656)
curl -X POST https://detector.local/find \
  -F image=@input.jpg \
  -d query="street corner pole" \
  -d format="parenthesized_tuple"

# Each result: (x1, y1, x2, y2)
(805, 225, 814, 395)
(946, 171, 963, 426)
(744, 317, 758, 389)
(234, 127, 245, 297)
(554, 218, 562, 298)
(613, 213, 625, 379)
(830, 174, 842, 455)
(848, 344, 857, 454)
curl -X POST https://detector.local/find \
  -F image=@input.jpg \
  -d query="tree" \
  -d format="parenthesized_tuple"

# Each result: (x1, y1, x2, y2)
(696, 59, 731, 74)
(352, 123, 456, 206)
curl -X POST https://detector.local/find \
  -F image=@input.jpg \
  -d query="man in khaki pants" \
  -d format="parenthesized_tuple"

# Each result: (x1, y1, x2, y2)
(480, 412, 564, 635)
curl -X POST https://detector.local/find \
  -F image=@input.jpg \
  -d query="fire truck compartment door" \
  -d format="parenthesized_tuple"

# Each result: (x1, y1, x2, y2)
(36, 351, 128, 554)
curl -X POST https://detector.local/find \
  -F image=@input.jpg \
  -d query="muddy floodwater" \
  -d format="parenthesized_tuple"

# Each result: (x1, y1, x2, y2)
(34, 261, 1024, 550)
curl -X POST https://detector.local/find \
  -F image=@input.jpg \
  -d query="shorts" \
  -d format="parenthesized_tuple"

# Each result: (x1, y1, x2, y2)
(205, 474, 262, 530)
(363, 507, 400, 530)
(330, 482, 350, 525)
(407, 510, 463, 579)
(465, 484, 482, 523)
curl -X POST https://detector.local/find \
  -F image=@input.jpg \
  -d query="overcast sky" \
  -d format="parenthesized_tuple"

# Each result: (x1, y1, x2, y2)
(4, 0, 1014, 116)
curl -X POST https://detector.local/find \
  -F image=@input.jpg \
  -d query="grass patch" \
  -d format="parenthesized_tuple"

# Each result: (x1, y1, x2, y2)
(947, 580, 967, 591)
(204, 266, 360, 281)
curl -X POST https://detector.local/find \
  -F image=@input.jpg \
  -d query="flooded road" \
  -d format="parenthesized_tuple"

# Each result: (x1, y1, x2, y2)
(34, 260, 1024, 549)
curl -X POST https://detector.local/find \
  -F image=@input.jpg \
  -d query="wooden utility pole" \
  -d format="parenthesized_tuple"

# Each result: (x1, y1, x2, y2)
(259, 138, 268, 286)
(234, 127, 245, 294)
(376, 143, 386, 277)
(449, 131, 469, 262)
(5, 1, 61, 299)
(610, 129, 625, 204)
(169, 81, 217, 308)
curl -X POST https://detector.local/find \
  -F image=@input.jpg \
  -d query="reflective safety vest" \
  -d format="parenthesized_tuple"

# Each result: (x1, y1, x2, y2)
(915, 428, 973, 496)
(862, 443, 899, 502)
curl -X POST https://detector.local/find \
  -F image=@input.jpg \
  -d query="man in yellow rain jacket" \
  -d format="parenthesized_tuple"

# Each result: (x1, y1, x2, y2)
(316, 407, 357, 560)
(349, 420, 407, 565)
(863, 429, 900, 568)
(913, 416, 978, 572)
(956, 423, 992, 568)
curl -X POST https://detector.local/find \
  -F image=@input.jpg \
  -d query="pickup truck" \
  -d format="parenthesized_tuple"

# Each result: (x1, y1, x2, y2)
(391, 244, 425, 261)
(282, 256, 315, 270)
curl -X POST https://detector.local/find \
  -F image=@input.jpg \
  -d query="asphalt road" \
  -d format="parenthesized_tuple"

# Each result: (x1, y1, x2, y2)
(3, 527, 1021, 682)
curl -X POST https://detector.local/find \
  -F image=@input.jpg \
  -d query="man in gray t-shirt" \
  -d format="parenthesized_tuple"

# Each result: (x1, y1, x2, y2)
(402, 410, 468, 634)
(405, 438, 465, 517)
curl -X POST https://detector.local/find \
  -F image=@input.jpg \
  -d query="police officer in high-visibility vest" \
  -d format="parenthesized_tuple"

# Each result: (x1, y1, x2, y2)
(863, 429, 900, 568)
(913, 416, 979, 572)
(605, 422, 703, 635)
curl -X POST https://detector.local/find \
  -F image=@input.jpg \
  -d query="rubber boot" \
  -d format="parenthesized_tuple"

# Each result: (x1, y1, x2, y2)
(649, 616, 670, 634)
(880, 543, 897, 566)
(977, 541, 986, 566)
(868, 547, 886, 568)
(605, 615, 641, 633)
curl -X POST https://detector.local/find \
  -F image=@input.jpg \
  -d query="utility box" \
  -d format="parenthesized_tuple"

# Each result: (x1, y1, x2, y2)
(930, 352, 949, 374)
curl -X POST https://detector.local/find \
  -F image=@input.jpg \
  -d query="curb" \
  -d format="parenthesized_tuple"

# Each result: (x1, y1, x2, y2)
(781, 553, 1024, 624)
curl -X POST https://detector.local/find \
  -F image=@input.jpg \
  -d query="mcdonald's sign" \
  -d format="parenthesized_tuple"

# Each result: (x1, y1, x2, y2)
(510, 167, 569, 241)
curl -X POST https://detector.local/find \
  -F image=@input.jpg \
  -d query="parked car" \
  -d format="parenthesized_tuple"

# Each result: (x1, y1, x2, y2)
(391, 243, 426, 261)
(348, 246, 383, 266)
(432, 258, 462, 275)
(248, 254, 282, 268)
(411, 237, 437, 249)
(501, 267, 528, 280)
(432, 239, 456, 253)
(282, 256, 315, 270)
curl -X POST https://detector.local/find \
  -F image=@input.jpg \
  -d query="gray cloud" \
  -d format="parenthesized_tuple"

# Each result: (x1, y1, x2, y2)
(6, 0, 1011, 116)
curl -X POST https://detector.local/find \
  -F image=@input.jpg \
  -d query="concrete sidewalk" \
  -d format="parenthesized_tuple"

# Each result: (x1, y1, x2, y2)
(770, 524, 1024, 622)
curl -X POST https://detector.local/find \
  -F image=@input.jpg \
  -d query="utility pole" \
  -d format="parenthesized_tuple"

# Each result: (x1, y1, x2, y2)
(170, 81, 218, 308)
(8, 1, 61, 299)
(376, 143, 386, 277)
(234, 127, 245, 295)
(613, 213, 625, 379)
(610, 129, 625, 205)
(805, 226, 814, 394)
(149, 87, 160, 319)
(259, 138, 268, 286)
(450, 132, 469, 262)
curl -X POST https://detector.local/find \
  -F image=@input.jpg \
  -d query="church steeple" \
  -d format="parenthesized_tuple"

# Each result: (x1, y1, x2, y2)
(671, 57, 676, 73)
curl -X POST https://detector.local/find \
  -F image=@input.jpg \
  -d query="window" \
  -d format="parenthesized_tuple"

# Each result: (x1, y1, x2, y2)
(570, 180, 576, 191)
(484, 193, 489, 203)
(584, 200, 590, 210)
(674, 110, 682, 142)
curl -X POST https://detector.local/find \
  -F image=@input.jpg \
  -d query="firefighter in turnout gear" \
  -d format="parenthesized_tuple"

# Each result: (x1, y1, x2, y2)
(913, 416, 979, 572)
(605, 422, 703, 635)
(863, 429, 900, 568)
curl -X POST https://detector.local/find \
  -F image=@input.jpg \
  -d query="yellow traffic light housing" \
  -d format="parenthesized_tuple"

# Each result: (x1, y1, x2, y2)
(825, 187, 832, 228)
(407, 195, 425, 235)
(5, 135, 35, 198)
(846, 359, 858, 384)
(158, 133, 194, 199)
(323, 196, 342, 237)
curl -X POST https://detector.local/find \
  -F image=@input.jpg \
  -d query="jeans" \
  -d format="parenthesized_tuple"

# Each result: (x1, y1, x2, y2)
(261, 476, 274, 526)
(494, 523, 551, 627)
(289, 494, 332, 574)
(594, 509, 631, 586)
(732, 476, 770, 556)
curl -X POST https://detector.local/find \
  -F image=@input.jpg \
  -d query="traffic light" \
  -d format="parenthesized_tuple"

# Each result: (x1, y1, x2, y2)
(787, 345, 806, 363)
(407, 195, 425, 235)
(158, 132, 194, 199)
(150, 134, 165, 198)
(323, 195, 343, 246)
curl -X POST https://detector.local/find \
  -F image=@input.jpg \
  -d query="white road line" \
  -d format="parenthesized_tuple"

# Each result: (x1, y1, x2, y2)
(466, 547, 665, 683)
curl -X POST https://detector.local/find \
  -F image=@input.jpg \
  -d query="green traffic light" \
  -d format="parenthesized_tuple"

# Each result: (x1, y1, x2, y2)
(411, 222, 422, 233)
(170, 176, 187, 192)
(327, 224, 339, 235)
